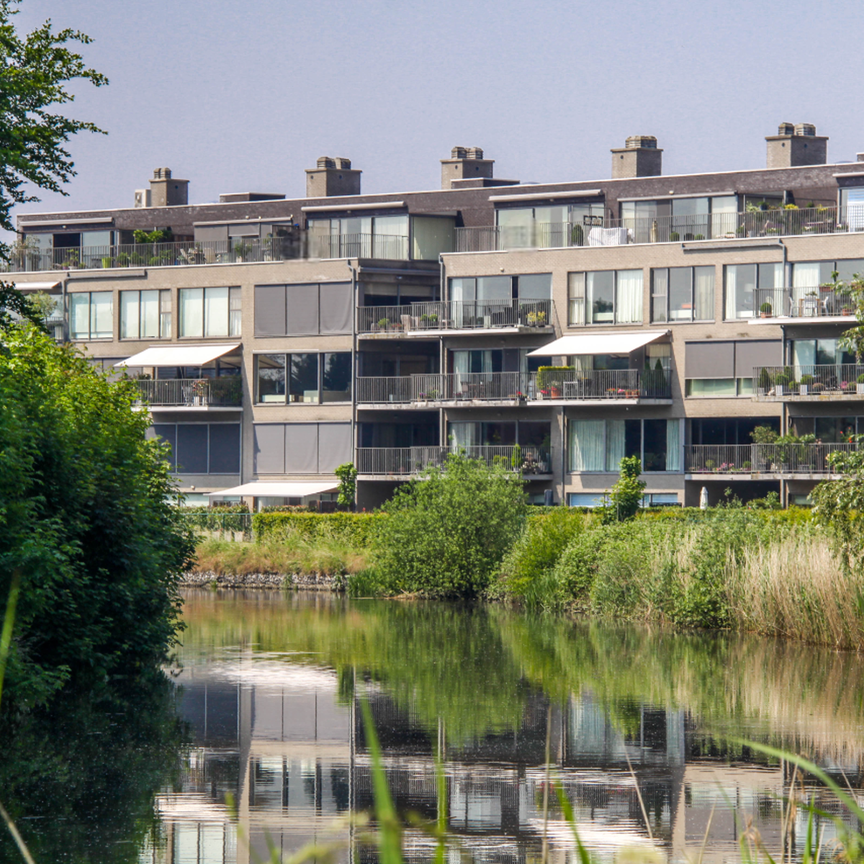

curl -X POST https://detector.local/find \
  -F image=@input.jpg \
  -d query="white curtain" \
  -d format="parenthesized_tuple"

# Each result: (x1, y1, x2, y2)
(204, 286, 229, 337)
(694, 267, 714, 320)
(140, 290, 160, 338)
(179, 288, 203, 337)
(666, 419, 681, 472)
(792, 262, 820, 308)
(724, 266, 738, 320)
(449, 422, 478, 451)
(616, 270, 643, 323)
(90, 293, 113, 339)
(569, 419, 604, 472)
(605, 420, 626, 471)
(120, 291, 139, 339)
(70, 293, 89, 339)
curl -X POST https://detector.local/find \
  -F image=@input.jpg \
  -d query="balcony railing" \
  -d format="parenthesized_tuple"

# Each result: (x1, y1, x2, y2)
(357, 299, 553, 334)
(753, 365, 864, 398)
(3, 232, 413, 273)
(355, 368, 672, 404)
(135, 378, 243, 408)
(739, 286, 857, 320)
(356, 445, 551, 476)
(454, 207, 864, 253)
(686, 442, 860, 474)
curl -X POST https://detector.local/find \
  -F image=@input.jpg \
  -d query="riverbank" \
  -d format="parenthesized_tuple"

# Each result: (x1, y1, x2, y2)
(180, 570, 341, 589)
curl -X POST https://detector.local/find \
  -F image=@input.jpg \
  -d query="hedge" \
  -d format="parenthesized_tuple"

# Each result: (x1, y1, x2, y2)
(252, 512, 384, 547)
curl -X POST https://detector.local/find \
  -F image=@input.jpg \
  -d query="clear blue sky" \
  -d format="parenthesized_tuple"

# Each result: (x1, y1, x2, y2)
(13, 0, 864, 220)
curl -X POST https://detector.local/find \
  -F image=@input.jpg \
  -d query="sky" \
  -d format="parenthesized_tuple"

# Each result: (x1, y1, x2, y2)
(11, 0, 864, 223)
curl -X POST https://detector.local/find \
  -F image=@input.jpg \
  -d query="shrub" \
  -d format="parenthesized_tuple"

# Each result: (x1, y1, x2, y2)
(253, 511, 383, 548)
(371, 453, 527, 597)
(602, 455, 646, 522)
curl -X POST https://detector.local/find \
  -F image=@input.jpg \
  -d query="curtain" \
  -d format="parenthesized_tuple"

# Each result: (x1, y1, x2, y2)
(694, 267, 714, 320)
(179, 288, 203, 337)
(616, 270, 643, 323)
(204, 286, 229, 337)
(140, 290, 160, 338)
(666, 419, 681, 472)
(605, 420, 626, 471)
(792, 262, 820, 308)
(569, 419, 604, 472)
(724, 266, 739, 320)
(90, 293, 113, 339)
(70, 293, 89, 339)
(449, 422, 478, 451)
(120, 291, 139, 339)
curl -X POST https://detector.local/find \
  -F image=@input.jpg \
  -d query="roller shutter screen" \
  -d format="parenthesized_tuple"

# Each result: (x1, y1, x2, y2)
(176, 425, 209, 474)
(319, 282, 353, 334)
(318, 424, 353, 472)
(150, 424, 177, 471)
(735, 340, 782, 378)
(254, 425, 285, 475)
(209, 424, 241, 474)
(254, 285, 287, 336)
(195, 225, 228, 243)
(286, 284, 320, 335)
(285, 424, 318, 474)
(685, 341, 734, 379)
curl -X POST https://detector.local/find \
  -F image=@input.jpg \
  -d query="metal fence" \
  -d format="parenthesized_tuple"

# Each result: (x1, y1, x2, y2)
(454, 206, 864, 253)
(686, 442, 859, 474)
(179, 510, 253, 539)
(357, 299, 553, 334)
(529, 367, 672, 400)
(136, 378, 243, 407)
(356, 445, 550, 476)
(753, 365, 864, 397)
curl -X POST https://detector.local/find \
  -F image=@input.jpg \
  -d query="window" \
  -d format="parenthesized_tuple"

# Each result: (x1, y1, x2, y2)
(621, 196, 737, 242)
(651, 267, 714, 322)
(568, 270, 643, 325)
(120, 290, 172, 339)
(253, 423, 353, 474)
(149, 423, 241, 474)
(724, 263, 783, 319)
(791, 338, 856, 368)
(307, 215, 409, 258)
(254, 282, 353, 336)
(256, 353, 352, 404)
(791, 259, 864, 312)
(69, 291, 113, 339)
(496, 204, 603, 248)
(179, 287, 241, 337)
(568, 418, 681, 472)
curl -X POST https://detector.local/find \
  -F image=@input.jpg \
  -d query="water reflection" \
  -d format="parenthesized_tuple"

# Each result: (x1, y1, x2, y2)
(136, 590, 864, 864)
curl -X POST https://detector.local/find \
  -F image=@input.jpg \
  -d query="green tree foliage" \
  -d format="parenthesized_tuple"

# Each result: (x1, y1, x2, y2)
(603, 455, 646, 522)
(334, 462, 358, 509)
(0, 324, 195, 709)
(0, 0, 107, 244)
(371, 453, 528, 597)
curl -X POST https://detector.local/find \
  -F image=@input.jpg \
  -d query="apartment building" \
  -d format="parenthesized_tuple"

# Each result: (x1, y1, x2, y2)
(8, 123, 864, 508)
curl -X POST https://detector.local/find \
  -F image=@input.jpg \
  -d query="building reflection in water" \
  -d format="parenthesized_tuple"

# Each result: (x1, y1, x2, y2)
(137, 649, 862, 864)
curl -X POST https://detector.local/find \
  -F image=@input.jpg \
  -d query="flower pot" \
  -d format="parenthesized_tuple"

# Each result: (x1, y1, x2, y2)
(550, 386, 562, 400)
(857, 383, 864, 395)
(775, 384, 785, 396)
(799, 385, 808, 396)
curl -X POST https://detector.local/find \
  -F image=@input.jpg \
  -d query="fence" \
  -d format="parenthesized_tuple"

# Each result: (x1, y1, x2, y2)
(355, 445, 550, 476)
(136, 378, 243, 407)
(685, 442, 859, 474)
(180, 510, 253, 539)
(357, 299, 553, 333)
(753, 365, 864, 397)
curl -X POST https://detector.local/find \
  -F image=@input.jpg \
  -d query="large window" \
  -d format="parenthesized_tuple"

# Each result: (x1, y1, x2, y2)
(724, 263, 783, 319)
(308, 215, 409, 259)
(568, 270, 643, 325)
(120, 289, 172, 339)
(256, 352, 351, 404)
(149, 423, 241, 474)
(621, 196, 737, 242)
(791, 338, 856, 368)
(179, 287, 241, 337)
(496, 204, 603, 248)
(254, 282, 353, 336)
(254, 423, 353, 475)
(69, 291, 113, 340)
(568, 418, 681, 473)
(791, 259, 864, 313)
(651, 267, 714, 322)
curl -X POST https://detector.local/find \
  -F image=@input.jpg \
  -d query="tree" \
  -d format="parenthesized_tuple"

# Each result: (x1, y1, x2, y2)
(334, 462, 358, 509)
(838, 274, 864, 361)
(0, 323, 195, 709)
(0, 0, 107, 251)
(371, 453, 528, 598)
(603, 455, 646, 522)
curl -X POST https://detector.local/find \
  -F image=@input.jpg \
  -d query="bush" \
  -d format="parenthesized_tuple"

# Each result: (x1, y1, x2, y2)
(0, 324, 195, 710)
(253, 511, 383, 547)
(371, 453, 527, 597)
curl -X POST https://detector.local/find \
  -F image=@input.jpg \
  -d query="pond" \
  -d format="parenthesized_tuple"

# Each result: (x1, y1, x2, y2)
(6, 588, 864, 864)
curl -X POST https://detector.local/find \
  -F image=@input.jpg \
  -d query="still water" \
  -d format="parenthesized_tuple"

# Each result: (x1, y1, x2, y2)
(8, 589, 864, 864)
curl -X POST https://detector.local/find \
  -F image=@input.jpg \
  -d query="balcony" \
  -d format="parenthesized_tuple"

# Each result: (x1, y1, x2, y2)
(355, 368, 672, 406)
(454, 206, 864, 253)
(3, 232, 412, 274)
(742, 287, 858, 321)
(356, 445, 551, 477)
(753, 365, 864, 400)
(135, 378, 243, 410)
(357, 299, 553, 336)
(685, 443, 859, 477)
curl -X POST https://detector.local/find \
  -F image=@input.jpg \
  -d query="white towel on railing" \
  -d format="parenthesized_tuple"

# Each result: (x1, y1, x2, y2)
(587, 227, 630, 246)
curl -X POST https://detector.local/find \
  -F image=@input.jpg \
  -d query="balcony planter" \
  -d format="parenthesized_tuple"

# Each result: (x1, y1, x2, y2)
(775, 384, 785, 396)
(550, 386, 562, 400)
(857, 381, 864, 395)
(799, 384, 808, 396)
(759, 302, 773, 318)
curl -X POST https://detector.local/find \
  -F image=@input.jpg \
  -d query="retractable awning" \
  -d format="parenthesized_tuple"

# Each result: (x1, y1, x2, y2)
(13, 280, 61, 291)
(208, 482, 338, 499)
(528, 331, 669, 357)
(114, 343, 240, 367)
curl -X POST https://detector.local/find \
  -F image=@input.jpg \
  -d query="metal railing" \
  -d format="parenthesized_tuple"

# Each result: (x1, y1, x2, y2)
(354, 376, 414, 404)
(454, 207, 864, 253)
(686, 442, 860, 474)
(136, 378, 243, 407)
(753, 365, 864, 397)
(530, 367, 672, 400)
(356, 445, 551, 476)
(737, 286, 856, 320)
(2, 232, 413, 273)
(357, 299, 553, 334)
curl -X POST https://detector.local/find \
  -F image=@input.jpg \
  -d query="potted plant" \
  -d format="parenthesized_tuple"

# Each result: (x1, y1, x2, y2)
(759, 301, 773, 318)
(377, 317, 391, 332)
(704, 458, 716, 472)
(233, 241, 252, 262)
(526, 310, 546, 327)
(670, 231, 680, 241)
(799, 373, 814, 395)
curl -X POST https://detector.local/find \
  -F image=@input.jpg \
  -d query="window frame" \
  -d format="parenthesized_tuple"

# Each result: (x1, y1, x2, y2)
(68, 291, 114, 340)
(119, 289, 172, 340)
(179, 286, 242, 338)
(651, 266, 715, 323)
(567, 269, 644, 326)
(255, 351, 353, 405)
(568, 417, 682, 473)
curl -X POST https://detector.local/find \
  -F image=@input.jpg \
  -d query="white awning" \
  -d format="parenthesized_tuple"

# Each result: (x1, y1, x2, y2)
(528, 331, 669, 357)
(13, 280, 61, 291)
(208, 482, 338, 499)
(114, 343, 240, 368)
